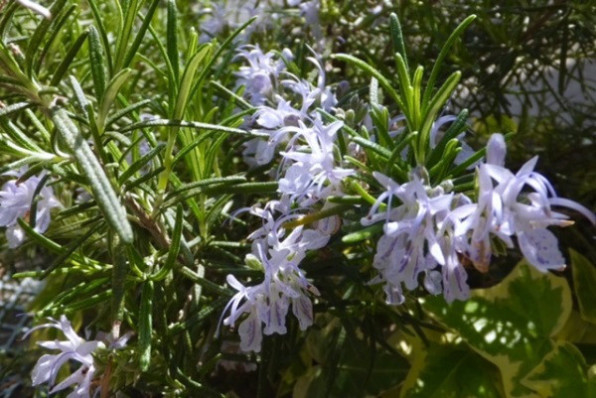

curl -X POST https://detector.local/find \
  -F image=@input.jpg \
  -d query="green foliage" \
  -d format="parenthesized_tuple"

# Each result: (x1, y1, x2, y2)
(571, 250, 596, 325)
(400, 342, 503, 398)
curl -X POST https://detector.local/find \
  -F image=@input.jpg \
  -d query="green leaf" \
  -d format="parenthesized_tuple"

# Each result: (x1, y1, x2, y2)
(113, 0, 140, 72)
(117, 142, 164, 184)
(0, 1, 19, 38)
(421, 15, 476, 107)
(139, 279, 154, 372)
(389, 13, 409, 72)
(203, 181, 279, 195)
(17, 218, 64, 254)
(112, 242, 129, 322)
(105, 98, 153, 127)
(119, 118, 259, 137)
(121, 0, 161, 69)
(557, 310, 596, 345)
(394, 53, 412, 113)
(51, 107, 133, 243)
(87, 0, 113, 74)
(24, 108, 51, 144)
(166, 0, 179, 82)
(35, 4, 76, 74)
(419, 71, 461, 163)
(24, 0, 67, 76)
(423, 261, 572, 397)
(151, 205, 183, 281)
(332, 53, 406, 112)
(44, 277, 110, 312)
(351, 135, 393, 159)
(97, 68, 133, 132)
(0, 102, 30, 117)
(427, 109, 469, 168)
(88, 26, 107, 102)
(522, 342, 596, 397)
(570, 249, 596, 324)
(64, 290, 112, 314)
(166, 176, 246, 199)
(0, 117, 43, 153)
(195, 16, 257, 89)
(50, 31, 89, 87)
(342, 223, 384, 244)
(43, 220, 101, 278)
(401, 343, 503, 398)
(174, 44, 212, 120)
(296, 319, 408, 398)
(429, 138, 461, 183)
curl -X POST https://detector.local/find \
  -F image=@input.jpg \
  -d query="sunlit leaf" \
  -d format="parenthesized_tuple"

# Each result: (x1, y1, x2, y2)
(522, 342, 596, 397)
(423, 261, 572, 397)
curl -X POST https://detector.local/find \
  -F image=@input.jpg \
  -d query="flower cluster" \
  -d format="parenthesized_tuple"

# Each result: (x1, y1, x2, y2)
(364, 134, 595, 305)
(220, 42, 595, 353)
(452, 134, 595, 272)
(362, 170, 460, 304)
(222, 47, 348, 352)
(25, 316, 130, 398)
(222, 206, 330, 352)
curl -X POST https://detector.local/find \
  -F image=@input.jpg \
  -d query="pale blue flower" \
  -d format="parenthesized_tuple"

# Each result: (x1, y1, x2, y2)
(364, 173, 457, 304)
(0, 172, 60, 248)
(26, 316, 105, 398)
(279, 119, 353, 206)
(235, 46, 288, 105)
(222, 207, 329, 352)
(453, 133, 595, 273)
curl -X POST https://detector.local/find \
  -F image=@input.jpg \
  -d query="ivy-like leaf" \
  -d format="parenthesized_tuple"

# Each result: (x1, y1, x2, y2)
(400, 343, 503, 398)
(570, 249, 596, 324)
(423, 261, 572, 397)
(522, 342, 596, 397)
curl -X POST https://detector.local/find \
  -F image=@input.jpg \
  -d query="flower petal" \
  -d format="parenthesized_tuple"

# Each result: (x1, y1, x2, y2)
(517, 228, 565, 272)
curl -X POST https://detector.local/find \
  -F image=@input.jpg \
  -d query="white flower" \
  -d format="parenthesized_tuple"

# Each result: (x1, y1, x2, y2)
(16, 0, 51, 18)
(235, 46, 288, 105)
(298, 1, 323, 48)
(364, 173, 457, 304)
(453, 133, 595, 273)
(282, 57, 337, 112)
(440, 233, 471, 303)
(255, 97, 306, 130)
(450, 162, 506, 272)
(26, 316, 105, 398)
(485, 132, 506, 166)
(198, 0, 270, 43)
(222, 206, 329, 352)
(279, 120, 353, 206)
(242, 99, 306, 167)
(0, 172, 60, 248)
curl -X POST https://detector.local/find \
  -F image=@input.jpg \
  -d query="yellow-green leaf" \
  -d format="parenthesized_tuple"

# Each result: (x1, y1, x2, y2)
(423, 261, 572, 397)
(522, 342, 596, 397)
